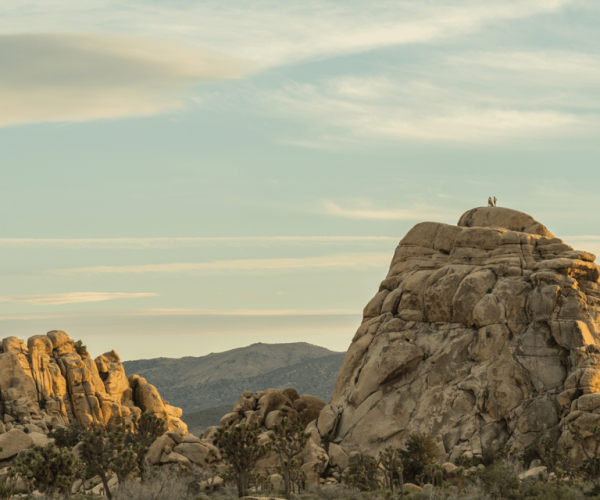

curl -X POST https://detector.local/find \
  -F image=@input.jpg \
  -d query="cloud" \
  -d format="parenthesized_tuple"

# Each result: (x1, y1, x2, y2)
(0, 236, 397, 249)
(447, 51, 600, 89)
(261, 75, 585, 145)
(0, 308, 357, 319)
(0, 33, 253, 126)
(48, 253, 390, 274)
(322, 200, 460, 221)
(0, 292, 157, 306)
(0, 1, 576, 67)
(127, 308, 357, 317)
(257, 37, 600, 146)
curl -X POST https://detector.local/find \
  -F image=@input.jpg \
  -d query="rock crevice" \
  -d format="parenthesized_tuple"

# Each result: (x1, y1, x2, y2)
(326, 207, 600, 462)
(0, 330, 186, 445)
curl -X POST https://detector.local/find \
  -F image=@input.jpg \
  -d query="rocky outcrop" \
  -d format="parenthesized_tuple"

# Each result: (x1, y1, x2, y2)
(0, 330, 186, 450)
(323, 206, 600, 463)
(213, 388, 328, 484)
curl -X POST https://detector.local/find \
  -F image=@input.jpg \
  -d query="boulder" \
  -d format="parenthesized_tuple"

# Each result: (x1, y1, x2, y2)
(0, 429, 33, 460)
(518, 466, 547, 481)
(147, 434, 176, 464)
(173, 442, 219, 464)
(328, 443, 349, 470)
(293, 395, 327, 427)
(160, 451, 191, 468)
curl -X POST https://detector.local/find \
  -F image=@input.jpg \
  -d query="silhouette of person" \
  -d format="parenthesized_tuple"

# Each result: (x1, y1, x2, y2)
(488, 197, 493, 207)
(494, 196, 497, 207)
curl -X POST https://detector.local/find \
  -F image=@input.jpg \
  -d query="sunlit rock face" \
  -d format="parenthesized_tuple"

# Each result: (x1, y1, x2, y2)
(322, 206, 600, 462)
(0, 331, 186, 433)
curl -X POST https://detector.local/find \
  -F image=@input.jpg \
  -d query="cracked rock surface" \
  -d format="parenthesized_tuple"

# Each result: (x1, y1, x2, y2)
(0, 330, 186, 442)
(323, 206, 600, 462)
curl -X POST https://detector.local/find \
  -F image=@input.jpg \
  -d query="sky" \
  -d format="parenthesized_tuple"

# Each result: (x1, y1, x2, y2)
(1, 0, 600, 360)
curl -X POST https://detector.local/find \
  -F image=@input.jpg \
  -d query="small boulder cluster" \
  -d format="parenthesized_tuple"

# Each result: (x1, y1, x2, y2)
(209, 388, 343, 487)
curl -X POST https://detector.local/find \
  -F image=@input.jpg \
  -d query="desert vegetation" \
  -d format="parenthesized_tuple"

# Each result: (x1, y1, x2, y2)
(5, 415, 600, 500)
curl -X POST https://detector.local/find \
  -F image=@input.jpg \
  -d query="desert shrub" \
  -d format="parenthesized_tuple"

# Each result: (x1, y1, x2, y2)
(0, 481, 13, 500)
(472, 458, 522, 499)
(114, 465, 196, 500)
(400, 433, 438, 483)
(518, 481, 586, 499)
(481, 447, 498, 467)
(454, 452, 473, 468)
(11, 443, 80, 496)
(48, 421, 87, 449)
(344, 454, 380, 491)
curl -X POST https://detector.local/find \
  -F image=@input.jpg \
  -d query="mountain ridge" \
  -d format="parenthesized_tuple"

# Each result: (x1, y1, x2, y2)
(123, 342, 345, 414)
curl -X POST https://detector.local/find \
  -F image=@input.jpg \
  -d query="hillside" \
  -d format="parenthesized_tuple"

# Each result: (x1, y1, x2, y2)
(122, 342, 345, 414)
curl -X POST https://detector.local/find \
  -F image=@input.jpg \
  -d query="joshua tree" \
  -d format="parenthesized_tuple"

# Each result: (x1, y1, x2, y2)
(214, 422, 271, 498)
(11, 443, 80, 496)
(345, 454, 380, 491)
(79, 425, 138, 499)
(128, 412, 166, 479)
(400, 432, 438, 482)
(270, 417, 310, 500)
(379, 445, 402, 492)
(79, 427, 115, 499)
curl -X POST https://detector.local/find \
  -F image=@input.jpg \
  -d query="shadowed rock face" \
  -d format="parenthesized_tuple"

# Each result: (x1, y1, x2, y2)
(323, 207, 600, 463)
(0, 331, 186, 435)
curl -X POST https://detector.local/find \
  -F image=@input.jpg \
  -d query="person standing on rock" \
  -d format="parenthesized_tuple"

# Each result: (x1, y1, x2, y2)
(488, 197, 493, 207)
(494, 196, 497, 207)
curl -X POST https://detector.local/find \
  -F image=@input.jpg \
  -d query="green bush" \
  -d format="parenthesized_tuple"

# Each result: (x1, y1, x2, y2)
(519, 481, 585, 499)
(472, 458, 521, 499)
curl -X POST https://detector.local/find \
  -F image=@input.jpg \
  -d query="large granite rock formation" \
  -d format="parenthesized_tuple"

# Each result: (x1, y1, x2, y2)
(0, 331, 186, 439)
(321, 207, 600, 463)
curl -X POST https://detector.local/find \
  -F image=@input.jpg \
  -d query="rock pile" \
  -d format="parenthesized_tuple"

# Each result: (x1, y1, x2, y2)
(318, 207, 600, 463)
(0, 330, 186, 463)
(213, 388, 329, 485)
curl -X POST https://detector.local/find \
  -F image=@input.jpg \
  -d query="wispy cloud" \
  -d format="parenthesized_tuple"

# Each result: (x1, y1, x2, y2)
(128, 308, 358, 317)
(0, 308, 358, 320)
(0, 1, 576, 67)
(0, 236, 397, 249)
(322, 200, 460, 221)
(261, 74, 586, 145)
(48, 253, 390, 274)
(0, 292, 157, 306)
(0, 33, 253, 126)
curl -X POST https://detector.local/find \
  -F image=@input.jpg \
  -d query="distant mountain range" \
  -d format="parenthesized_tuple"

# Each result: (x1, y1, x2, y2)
(122, 342, 346, 417)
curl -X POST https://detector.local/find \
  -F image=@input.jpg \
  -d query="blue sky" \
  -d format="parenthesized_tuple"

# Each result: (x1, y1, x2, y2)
(1, 0, 600, 360)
